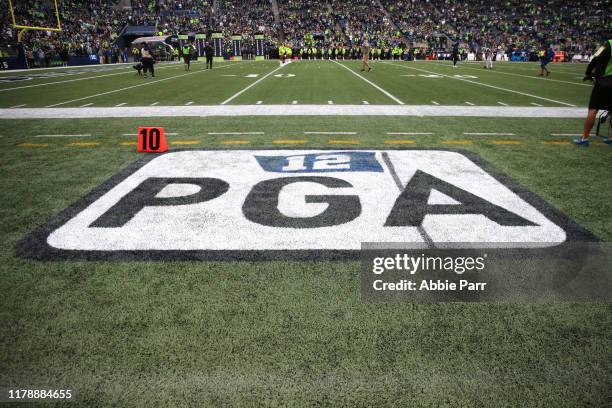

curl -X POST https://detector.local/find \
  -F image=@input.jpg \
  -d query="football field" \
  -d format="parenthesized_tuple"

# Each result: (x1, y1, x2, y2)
(1, 60, 611, 406)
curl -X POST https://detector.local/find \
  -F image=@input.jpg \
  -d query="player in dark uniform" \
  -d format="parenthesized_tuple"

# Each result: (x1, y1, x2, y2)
(204, 42, 214, 69)
(452, 42, 459, 67)
(574, 37, 612, 146)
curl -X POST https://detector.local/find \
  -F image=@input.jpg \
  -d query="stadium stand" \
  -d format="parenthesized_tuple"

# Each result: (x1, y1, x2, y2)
(0, 0, 609, 67)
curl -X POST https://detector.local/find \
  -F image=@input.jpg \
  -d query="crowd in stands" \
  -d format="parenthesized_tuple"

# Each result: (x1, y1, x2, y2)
(0, 0, 609, 67)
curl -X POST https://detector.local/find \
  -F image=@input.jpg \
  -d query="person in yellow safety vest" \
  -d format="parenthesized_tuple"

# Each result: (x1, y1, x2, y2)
(279, 44, 286, 64)
(286, 45, 293, 60)
(307, 47, 312, 59)
(172, 47, 179, 62)
(132, 46, 140, 62)
(299, 47, 304, 60)
(182, 43, 193, 70)
(313, 46, 318, 59)
(341, 47, 346, 60)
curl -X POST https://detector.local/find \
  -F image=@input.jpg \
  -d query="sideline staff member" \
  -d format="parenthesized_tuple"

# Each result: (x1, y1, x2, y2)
(574, 37, 612, 146)
(182, 42, 194, 71)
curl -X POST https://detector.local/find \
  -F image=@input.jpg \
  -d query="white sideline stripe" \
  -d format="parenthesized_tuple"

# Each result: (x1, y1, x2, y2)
(10, 104, 26, 108)
(150, 101, 159, 106)
(304, 131, 356, 135)
(185, 101, 194, 105)
(465, 101, 474, 105)
(0, 63, 182, 93)
(221, 62, 288, 105)
(464, 132, 515, 136)
(386, 132, 434, 135)
(35, 134, 91, 138)
(45, 63, 237, 107)
(0, 105, 588, 119)
(80, 103, 93, 107)
(431, 101, 440, 105)
(115, 102, 126, 107)
(530, 102, 544, 107)
(386, 62, 577, 107)
(208, 132, 264, 135)
(332, 60, 404, 105)
(497, 101, 509, 106)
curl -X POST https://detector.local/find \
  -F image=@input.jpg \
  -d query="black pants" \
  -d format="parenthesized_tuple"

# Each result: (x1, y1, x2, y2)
(453, 53, 459, 65)
(142, 58, 154, 76)
(206, 56, 213, 68)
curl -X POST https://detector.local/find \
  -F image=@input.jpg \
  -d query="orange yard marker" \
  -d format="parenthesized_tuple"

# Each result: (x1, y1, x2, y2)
(137, 127, 168, 153)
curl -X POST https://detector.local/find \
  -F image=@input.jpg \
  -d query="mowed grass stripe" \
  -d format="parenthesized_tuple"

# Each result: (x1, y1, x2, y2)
(385, 62, 577, 107)
(45, 62, 240, 107)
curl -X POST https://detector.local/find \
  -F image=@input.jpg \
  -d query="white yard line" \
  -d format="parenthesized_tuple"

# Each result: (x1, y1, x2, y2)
(332, 60, 404, 105)
(530, 102, 544, 107)
(35, 134, 91, 138)
(1, 105, 588, 119)
(386, 62, 577, 107)
(9, 104, 26, 108)
(115, 102, 126, 107)
(208, 132, 265, 135)
(122, 132, 178, 136)
(185, 101, 194, 105)
(45, 63, 237, 108)
(431, 101, 440, 105)
(464, 132, 515, 136)
(220, 62, 288, 105)
(497, 101, 509, 106)
(362, 101, 369, 104)
(465, 101, 474, 106)
(386, 132, 434, 135)
(150, 101, 159, 106)
(304, 131, 357, 135)
(80, 103, 93, 107)
(256, 100, 263, 105)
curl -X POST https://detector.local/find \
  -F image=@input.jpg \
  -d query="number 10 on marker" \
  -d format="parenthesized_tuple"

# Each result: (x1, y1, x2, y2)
(137, 127, 168, 153)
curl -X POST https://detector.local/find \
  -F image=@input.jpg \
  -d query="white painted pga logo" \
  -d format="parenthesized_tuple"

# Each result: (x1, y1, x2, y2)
(19, 150, 594, 260)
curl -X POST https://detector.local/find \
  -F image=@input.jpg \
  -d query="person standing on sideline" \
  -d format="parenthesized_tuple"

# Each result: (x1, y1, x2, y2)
(361, 38, 372, 72)
(182, 42, 194, 71)
(204, 41, 214, 69)
(574, 37, 612, 146)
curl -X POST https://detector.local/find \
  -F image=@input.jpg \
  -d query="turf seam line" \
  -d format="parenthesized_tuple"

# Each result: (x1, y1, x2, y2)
(381, 151, 433, 246)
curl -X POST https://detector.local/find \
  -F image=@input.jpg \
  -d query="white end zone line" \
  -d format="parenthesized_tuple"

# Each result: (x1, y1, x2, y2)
(220, 61, 290, 105)
(464, 132, 515, 136)
(304, 131, 357, 135)
(332, 60, 405, 105)
(1, 105, 587, 119)
(385, 62, 577, 107)
(44, 62, 241, 108)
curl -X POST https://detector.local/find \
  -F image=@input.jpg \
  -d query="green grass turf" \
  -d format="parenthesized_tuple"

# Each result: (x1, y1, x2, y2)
(1, 115, 611, 405)
(0, 60, 592, 108)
